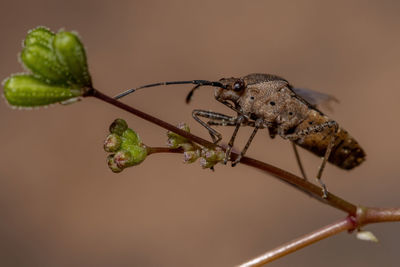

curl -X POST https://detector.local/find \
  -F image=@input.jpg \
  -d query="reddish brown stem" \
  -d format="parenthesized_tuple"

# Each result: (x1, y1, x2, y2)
(362, 207, 400, 224)
(147, 147, 183, 155)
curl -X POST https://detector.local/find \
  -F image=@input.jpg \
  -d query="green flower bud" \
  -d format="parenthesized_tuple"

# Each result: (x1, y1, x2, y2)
(24, 27, 54, 49)
(199, 157, 215, 169)
(129, 145, 148, 165)
(166, 137, 180, 149)
(109, 118, 128, 135)
(167, 123, 192, 149)
(176, 122, 190, 132)
(122, 128, 140, 145)
(53, 31, 92, 87)
(3, 74, 81, 107)
(104, 133, 122, 152)
(199, 147, 224, 169)
(21, 43, 70, 84)
(107, 154, 123, 173)
(183, 150, 200, 163)
(202, 147, 225, 161)
(104, 120, 148, 172)
(114, 150, 134, 168)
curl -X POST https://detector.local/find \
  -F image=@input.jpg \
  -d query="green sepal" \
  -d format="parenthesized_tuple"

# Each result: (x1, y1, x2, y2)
(107, 154, 123, 173)
(21, 44, 70, 84)
(3, 74, 82, 107)
(53, 31, 92, 87)
(122, 128, 140, 145)
(24, 27, 54, 48)
(129, 145, 148, 165)
(120, 140, 147, 166)
(104, 134, 122, 152)
(109, 119, 128, 135)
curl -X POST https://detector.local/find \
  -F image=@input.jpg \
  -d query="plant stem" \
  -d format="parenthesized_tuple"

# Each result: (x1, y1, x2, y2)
(147, 147, 183, 155)
(240, 207, 400, 266)
(85, 88, 356, 214)
(239, 217, 354, 266)
(86, 88, 400, 266)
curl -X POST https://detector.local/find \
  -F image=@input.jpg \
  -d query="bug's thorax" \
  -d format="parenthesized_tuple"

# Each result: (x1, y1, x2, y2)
(239, 81, 314, 135)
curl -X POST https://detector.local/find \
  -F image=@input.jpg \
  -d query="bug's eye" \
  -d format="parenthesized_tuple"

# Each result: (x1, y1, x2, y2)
(233, 79, 245, 91)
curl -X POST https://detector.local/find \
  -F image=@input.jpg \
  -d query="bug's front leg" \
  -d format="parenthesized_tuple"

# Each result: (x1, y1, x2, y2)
(284, 120, 339, 198)
(231, 118, 264, 166)
(192, 110, 225, 143)
(224, 115, 245, 164)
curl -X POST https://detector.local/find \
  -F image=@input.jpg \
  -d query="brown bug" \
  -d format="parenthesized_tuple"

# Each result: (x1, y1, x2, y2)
(115, 73, 366, 196)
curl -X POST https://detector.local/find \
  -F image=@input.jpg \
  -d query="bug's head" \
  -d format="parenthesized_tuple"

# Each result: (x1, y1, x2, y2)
(213, 77, 246, 103)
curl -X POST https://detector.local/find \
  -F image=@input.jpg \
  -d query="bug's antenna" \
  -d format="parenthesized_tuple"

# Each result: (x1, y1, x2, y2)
(114, 80, 226, 100)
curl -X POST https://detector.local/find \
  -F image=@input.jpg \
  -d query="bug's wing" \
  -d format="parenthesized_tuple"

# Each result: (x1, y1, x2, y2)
(292, 87, 339, 112)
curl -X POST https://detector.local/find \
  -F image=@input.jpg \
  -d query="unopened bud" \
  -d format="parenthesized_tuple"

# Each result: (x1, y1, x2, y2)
(183, 150, 200, 163)
(199, 147, 224, 169)
(129, 145, 148, 165)
(199, 157, 216, 169)
(167, 123, 193, 149)
(203, 147, 225, 161)
(176, 122, 190, 132)
(107, 154, 122, 173)
(53, 31, 92, 86)
(122, 128, 140, 144)
(109, 118, 128, 135)
(114, 150, 133, 168)
(104, 133, 122, 152)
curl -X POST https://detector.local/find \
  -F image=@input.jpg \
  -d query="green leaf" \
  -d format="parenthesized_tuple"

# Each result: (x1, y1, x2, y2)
(53, 31, 92, 87)
(3, 74, 81, 107)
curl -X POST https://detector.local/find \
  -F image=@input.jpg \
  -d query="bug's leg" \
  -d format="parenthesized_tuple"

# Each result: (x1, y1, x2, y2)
(316, 122, 339, 198)
(208, 118, 256, 127)
(285, 120, 338, 198)
(231, 118, 264, 167)
(192, 110, 228, 143)
(292, 142, 308, 180)
(267, 126, 277, 139)
(224, 115, 245, 164)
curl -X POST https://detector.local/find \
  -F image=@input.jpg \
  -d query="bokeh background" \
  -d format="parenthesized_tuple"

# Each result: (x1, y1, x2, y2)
(1, 1, 399, 266)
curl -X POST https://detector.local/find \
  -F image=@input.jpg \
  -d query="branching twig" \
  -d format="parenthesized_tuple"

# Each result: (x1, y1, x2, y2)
(85, 88, 356, 214)
(239, 217, 354, 266)
(239, 207, 400, 266)
(84, 88, 400, 265)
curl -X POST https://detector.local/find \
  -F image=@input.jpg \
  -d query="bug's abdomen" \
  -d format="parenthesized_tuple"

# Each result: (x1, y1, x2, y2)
(294, 120, 366, 170)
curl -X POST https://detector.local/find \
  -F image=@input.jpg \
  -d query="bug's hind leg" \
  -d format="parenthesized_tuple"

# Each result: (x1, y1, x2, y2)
(285, 121, 339, 198)
(292, 143, 308, 181)
(316, 122, 339, 198)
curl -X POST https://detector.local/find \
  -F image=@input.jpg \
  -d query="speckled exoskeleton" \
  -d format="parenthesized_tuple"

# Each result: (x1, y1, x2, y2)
(115, 73, 366, 196)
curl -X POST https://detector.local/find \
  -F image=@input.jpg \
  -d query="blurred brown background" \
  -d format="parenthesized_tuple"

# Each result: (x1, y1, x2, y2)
(1, 0, 399, 266)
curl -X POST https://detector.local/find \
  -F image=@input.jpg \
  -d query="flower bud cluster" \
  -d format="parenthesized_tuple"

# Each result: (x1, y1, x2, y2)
(104, 119, 148, 173)
(167, 122, 224, 169)
(3, 27, 92, 107)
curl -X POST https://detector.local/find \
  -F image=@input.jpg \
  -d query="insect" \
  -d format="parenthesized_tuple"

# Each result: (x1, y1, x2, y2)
(115, 73, 366, 196)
